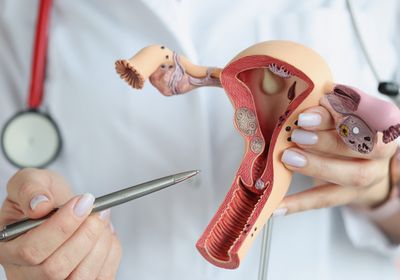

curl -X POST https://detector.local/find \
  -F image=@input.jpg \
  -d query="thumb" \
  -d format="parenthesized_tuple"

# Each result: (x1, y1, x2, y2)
(5, 168, 73, 220)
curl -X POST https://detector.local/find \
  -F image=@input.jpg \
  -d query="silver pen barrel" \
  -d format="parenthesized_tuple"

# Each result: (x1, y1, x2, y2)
(0, 170, 199, 242)
(0, 210, 57, 241)
(93, 172, 183, 211)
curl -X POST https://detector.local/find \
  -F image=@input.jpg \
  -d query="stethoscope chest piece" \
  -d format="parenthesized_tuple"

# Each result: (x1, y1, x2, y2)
(1, 110, 61, 168)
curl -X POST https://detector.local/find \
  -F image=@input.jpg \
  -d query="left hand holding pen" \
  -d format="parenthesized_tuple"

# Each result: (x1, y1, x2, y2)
(276, 104, 397, 216)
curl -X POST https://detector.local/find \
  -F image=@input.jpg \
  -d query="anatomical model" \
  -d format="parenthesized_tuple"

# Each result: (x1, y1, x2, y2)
(115, 41, 400, 269)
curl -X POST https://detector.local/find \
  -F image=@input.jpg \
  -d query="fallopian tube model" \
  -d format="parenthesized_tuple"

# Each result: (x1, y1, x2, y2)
(115, 41, 400, 269)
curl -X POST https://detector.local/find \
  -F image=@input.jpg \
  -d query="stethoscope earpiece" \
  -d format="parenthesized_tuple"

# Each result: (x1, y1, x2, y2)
(378, 81, 400, 97)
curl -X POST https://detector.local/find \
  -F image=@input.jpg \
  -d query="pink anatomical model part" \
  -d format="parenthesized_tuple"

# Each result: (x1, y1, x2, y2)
(323, 84, 400, 153)
(116, 41, 399, 269)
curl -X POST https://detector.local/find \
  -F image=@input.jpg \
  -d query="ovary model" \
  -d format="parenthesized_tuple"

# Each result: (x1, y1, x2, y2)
(115, 41, 400, 269)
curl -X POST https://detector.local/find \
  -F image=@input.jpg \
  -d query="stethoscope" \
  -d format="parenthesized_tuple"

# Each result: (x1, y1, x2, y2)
(1, 0, 399, 169)
(1, 0, 61, 169)
(346, 0, 400, 98)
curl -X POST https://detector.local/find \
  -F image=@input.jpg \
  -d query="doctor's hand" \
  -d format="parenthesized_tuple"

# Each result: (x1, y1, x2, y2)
(0, 168, 122, 280)
(276, 105, 397, 215)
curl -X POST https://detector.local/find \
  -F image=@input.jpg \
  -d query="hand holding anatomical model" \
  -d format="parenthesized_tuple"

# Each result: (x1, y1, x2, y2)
(115, 41, 400, 268)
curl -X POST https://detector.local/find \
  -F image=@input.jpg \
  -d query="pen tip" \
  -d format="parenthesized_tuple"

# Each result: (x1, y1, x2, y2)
(174, 170, 200, 184)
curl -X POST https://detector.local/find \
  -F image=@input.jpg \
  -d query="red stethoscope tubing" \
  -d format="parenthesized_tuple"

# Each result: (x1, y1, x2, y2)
(28, 0, 52, 109)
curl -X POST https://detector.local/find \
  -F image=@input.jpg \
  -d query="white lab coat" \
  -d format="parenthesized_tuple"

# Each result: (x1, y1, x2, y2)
(1, 0, 400, 279)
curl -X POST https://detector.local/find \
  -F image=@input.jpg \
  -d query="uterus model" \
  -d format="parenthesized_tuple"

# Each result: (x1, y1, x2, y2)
(115, 41, 400, 269)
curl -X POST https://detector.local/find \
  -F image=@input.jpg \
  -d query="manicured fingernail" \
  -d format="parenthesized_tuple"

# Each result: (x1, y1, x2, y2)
(282, 150, 307, 167)
(99, 209, 111, 220)
(298, 113, 321, 127)
(74, 193, 95, 217)
(291, 129, 318, 145)
(273, 207, 288, 217)
(30, 195, 49, 210)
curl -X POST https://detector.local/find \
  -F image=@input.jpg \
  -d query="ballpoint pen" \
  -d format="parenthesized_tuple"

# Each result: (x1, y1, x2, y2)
(0, 170, 199, 242)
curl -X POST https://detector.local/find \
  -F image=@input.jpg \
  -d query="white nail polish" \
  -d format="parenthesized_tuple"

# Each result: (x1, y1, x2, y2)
(30, 195, 49, 210)
(291, 129, 318, 145)
(273, 208, 288, 217)
(298, 113, 321, 127)
(281, 150, 307, 167)
(74, 193, 95, 217)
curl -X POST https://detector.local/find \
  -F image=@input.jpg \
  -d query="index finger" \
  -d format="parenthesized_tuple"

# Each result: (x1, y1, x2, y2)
(296, 105, 335, 131)
(0, 193, 95, 266)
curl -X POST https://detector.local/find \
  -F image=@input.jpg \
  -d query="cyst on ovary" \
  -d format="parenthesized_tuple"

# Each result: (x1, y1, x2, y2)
(262, 68, 285, 95)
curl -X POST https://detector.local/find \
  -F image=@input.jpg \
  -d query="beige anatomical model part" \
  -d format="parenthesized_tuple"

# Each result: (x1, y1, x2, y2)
(115, 45, 221, 96)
